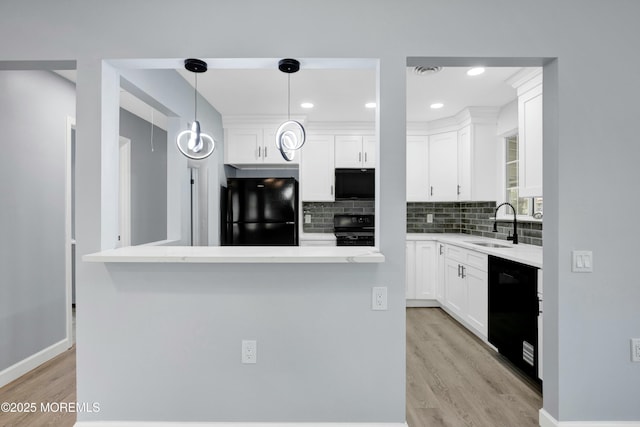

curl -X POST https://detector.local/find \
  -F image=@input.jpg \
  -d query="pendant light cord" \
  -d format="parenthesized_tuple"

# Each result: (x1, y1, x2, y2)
(194, 73, 198, 121)
(287, 73, 291, 120)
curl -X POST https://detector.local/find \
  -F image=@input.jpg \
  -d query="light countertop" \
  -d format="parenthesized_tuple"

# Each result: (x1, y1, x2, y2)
(407, 233, 542, 269)
(299, 233, 337, 241)
(83, 245, 384, 264)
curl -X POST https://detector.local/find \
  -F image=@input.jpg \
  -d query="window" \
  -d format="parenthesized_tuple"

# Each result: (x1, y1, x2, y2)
(505, 134, 543, 218)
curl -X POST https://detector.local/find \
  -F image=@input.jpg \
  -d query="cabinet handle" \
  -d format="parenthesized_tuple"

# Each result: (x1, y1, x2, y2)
(265, 146, 268, 158)
(457, 264, 461, 277)
(430, 186, 434, 196)
(365, 152, 368, 163)
(331, 185, 334, 195)
(359, 152, 362, 163)
(439, 244, 444, 255)
(258, 146, 262, 158)
(461, 265, 466, 279)
(457, 185, 461, 195)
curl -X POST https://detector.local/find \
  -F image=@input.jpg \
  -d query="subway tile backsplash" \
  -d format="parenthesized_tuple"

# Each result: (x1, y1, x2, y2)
(302, 201, 375, 233)
(303, 200, 542, 246)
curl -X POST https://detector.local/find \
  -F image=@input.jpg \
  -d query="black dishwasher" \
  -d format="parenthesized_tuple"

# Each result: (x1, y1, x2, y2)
(488, 256, 540, 383)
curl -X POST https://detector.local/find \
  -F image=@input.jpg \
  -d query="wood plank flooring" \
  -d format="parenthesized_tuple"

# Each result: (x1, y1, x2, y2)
(0, 308, 540, 426)
(0, 346, 76, 427)
(407, 308, 541, 427)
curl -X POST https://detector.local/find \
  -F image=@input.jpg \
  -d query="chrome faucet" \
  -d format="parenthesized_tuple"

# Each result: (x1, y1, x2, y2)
(493, 202, 518, 244)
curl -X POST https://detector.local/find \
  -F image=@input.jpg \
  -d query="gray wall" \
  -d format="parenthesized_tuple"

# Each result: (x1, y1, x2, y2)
(0, 70, 75, 370)
(2, 0, 640, 424)
(119, 108, 167, 245)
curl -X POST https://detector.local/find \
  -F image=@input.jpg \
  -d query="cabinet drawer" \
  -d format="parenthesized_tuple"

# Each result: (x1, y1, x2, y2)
(445, 244, 487, 272)
(466, 251, 487, 271)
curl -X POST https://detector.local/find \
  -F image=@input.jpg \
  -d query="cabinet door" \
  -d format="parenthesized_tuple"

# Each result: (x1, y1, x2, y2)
(335, 135, 363, 168)
(405, 241, 416, 299)
(406, 135, 430, 201)
(464, 264, 488, 338)
(262, 128, 300, 165)
(362, 135, 376, 167)
(457, 125, 472, 200)
(444, 258, 466, 317)
(436, 243, 445, 303)
(225, 129, 262, 164)
(518, 84, 543, 197)
(415, 241, 436, 300)
(428, 131, 458, 201)
(300, 135, 335, 202)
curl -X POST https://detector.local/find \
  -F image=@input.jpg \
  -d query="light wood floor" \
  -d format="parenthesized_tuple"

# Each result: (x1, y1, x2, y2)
(407, 308, 541, 427)
(0, 346, 76, 427)
(0, 308, 540, 426)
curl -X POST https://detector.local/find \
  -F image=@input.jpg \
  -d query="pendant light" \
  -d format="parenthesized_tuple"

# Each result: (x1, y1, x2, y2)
(275, 58, 306, 161)
(176, 58, 215, 160)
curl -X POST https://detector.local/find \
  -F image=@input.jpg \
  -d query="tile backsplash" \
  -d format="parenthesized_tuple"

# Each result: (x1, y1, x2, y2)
(302, 201, 375, 233)
(304, 200, 542, 246)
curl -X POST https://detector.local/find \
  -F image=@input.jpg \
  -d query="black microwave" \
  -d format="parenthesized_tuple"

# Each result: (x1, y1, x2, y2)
(335, 168, 375, 200)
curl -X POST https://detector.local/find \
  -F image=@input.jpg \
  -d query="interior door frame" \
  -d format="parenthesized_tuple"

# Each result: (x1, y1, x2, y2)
(65, 116, 75, 347)
(119, 136, 132, 247)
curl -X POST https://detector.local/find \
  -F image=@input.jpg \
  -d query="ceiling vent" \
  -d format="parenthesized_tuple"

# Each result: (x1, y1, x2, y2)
(413, 66, 443, 76)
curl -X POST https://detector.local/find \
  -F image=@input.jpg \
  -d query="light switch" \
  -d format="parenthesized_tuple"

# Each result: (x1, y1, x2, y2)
(572, 250, 593, 273)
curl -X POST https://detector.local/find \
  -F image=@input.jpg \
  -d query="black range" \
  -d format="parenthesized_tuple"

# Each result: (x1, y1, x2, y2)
(333, 214, 374, 246)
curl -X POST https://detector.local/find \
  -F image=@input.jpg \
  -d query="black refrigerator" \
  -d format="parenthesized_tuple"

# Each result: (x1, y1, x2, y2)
(221, 178, 299, 246)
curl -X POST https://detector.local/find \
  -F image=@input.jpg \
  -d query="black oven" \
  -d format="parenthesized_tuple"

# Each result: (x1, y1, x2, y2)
(334, 214, 374, 246)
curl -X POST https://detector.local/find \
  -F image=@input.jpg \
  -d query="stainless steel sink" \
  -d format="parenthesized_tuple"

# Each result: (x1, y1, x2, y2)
(466, 241, 512, 249)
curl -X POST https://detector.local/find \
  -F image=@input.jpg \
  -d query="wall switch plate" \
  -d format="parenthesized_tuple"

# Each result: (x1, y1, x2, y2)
(427, 213, 433, 223)
(242, 340, 257, 364)
(631, 338, 640, 362)
(372, 286, 388, 310)
(572, 250, 593, 273)
(304, 214, 312, 224)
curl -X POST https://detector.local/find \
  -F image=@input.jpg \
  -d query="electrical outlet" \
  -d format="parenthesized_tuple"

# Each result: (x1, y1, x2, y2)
(242, 340, 257, 364)
(631, 338, 640, 362)
(427, 213, 433, 223)
(304, 214, 312, 224)
(372, 286, 388, 310)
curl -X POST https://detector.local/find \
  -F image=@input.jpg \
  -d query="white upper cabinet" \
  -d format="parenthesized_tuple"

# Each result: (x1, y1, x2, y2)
(300, 134, 335, 202)
(457, 121, 499, 202)
(428, 131, 458, 201)
(407, 108, 499, 203)
(225, 127, 300, 167)
(406, 135, 430, 201)
(511, 68, 543, 197)
(335, 135, 376, 168)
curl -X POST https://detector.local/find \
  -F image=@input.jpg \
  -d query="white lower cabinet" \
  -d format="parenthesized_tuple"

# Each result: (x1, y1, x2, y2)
(405, 240, 436, 301)
(442, 244, 488, 339)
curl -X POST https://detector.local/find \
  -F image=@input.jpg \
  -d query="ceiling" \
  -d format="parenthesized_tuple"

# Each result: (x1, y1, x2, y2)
(56, 65, 527, 127)
(180, 65, 524, 124)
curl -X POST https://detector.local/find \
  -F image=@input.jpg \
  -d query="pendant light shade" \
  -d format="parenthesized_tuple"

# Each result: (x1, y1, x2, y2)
(176, 58, 215, 160)
(275, 58, 306, 161)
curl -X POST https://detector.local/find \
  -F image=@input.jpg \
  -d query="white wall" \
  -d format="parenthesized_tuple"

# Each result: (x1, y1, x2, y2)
(0, 70, 75, 376)
(2, 0, 640, 424)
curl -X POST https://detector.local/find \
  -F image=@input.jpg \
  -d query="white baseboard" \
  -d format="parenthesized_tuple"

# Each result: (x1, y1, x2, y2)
(74, 423, 408, 427)
(539, 409, 640, 427)
(0, 338, 70, 388)
(405, 299, 440, 308)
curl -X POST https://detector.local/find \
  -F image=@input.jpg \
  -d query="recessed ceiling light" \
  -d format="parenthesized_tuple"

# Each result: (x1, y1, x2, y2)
(365, 102, 376, 109)
(467, 67, 485, 76)
(300, 102, 314, 109)
(430, 103, 444, 109)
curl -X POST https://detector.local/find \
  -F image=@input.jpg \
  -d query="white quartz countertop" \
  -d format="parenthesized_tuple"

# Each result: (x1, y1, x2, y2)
(299, 233, 336, 241)
(407, 233, 542, 269)
(83, 245, 384, 264)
